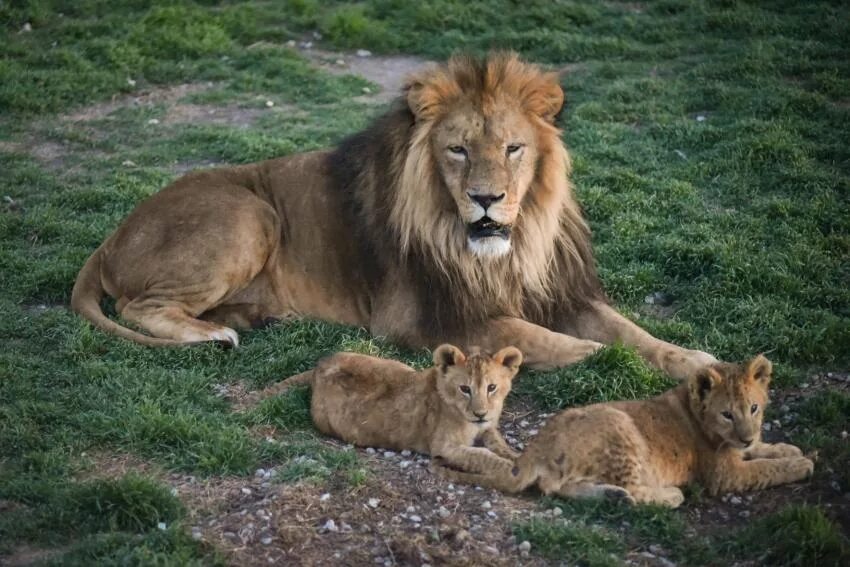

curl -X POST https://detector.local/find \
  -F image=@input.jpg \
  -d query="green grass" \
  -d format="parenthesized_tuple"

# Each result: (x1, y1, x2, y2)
(1, 0, 849, 564)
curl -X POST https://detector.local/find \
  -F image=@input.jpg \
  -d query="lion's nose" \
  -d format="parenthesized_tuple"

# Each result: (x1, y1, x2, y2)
(473, 410, 487, 419)
(468, 192, 505, 210)
(740, 436, 754, 447)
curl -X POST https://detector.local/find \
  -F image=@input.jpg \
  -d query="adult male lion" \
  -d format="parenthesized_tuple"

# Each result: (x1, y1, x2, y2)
(72, 52, 714, 378)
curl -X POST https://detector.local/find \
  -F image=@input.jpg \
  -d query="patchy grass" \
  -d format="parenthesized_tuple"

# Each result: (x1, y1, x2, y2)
(1, 0, 848, 564)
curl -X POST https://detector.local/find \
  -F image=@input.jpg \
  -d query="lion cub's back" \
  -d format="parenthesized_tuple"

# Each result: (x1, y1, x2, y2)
(308, 353, 428, 451)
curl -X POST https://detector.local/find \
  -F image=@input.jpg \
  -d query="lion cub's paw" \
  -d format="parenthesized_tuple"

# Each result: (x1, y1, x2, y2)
(603, 486, 636, 506)
(788, 456, 815, 481)
(771, 443, 803, 458)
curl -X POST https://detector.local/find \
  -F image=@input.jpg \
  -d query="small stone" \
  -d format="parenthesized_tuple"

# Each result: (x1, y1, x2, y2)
(454, 528, 471, 543)
(780, 404, 791, 414)
(520, 419, 530, 427)
(518, 540, 531, 552)
(241, 487, 252, 495)
(696, 115, 706, 122)
(409, 514, 422, 523)
(772, 419, 782, 429)
(368, 498, 380, 508)
(366, 447, 376, 454)
(322, 519, 338, 533)
(356, 49, 372, 57)
(447, 483, 455, 491)
(223, 531, 237, 539)
(400, 460, 412, 469)
(362, 86, 372, 94)
(312, 31, 322, 39)
(841, 431, 848, 439)
(484, 545, 499, 555)
(481, 501, 492, 510)
(738, 510, 751, 519)
(406, 505, 416, 513)
(157, 522, 167, 531)
(551, 507, 563, 517)
(335, 59, 345, 66)
(191, 527, 202, 540)
(285, 40, 296, 47)
(121, 160, 136, 167)
(300, 41, 313, 49)
(127, 78, 137, 87)
(831, 481, 842, 492)
(261, 536, 273, 545)
(800, 383, 810, 389)
(147, 118, 160, 125)
(437, 506, 451, 519)
(383, 450, 396, 458)
(265, 100, 274, 108)
(645, 291, 674, 306)
(21, 22, 32, 32)
(320, 492, 331, 502)
(401, 449, 412, 457)
(763, 422, 772, 432)
(528, 429, 539, 436)
(729, 495, 742, 505)
(487, 511, 497, 518)
(255, 468, 266, 478)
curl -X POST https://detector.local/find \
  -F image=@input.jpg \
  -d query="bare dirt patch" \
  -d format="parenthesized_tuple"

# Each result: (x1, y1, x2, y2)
(300, 48, 427, 104)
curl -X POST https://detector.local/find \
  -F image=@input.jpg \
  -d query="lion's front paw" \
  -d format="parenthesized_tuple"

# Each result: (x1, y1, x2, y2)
(771, 443, 804, 458)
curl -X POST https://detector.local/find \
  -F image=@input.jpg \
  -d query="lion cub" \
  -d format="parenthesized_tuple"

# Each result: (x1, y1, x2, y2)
(266, 345, 523, 470)
(436, 355, 813, 507)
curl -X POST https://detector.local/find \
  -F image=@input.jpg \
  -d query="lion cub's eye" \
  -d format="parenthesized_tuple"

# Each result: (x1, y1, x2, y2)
(506, 144, 523, 156)
(750, 404, 759, 415)
(447, 145, 467, 158)
(487, 384, 497, 394)
(721, 411, 734, 421)
(459, 385, 472, 396)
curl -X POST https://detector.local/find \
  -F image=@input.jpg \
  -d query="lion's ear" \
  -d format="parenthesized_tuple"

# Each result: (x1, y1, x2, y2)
(746, 355, 772, 385)
(433, 344, 465, 370)
(689, 366, 722, 402)
(493, 346, 523, 374)
(402, 68, 458, 120)
(523, 72, 564, 123)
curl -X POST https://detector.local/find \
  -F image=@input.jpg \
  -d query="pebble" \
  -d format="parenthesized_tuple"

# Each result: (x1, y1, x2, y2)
(519, 420, 530, 427)
(285, 40, 296, 47)
(366, 447, 376, 454)
(300, 41, 313, 49)
(384, 451, 396, 458)
(484, 545, 500, 555)
(320, 492, 331, 502)
(265, 100, 275, 108)
(241, 487, 252, 495)
(409, 514, 422, 523)
(780, 404, 791, 414)
(335, 59, 345, 66)
(406, 505, 416, 513)
(437, 506, 451, 519)
(528, 429, 539, 436)
(696, 115, 706, 122)
(481, 501, 492, 510)
(763, 422, 772, 432)
(255, 468, 266, 477)
(121, 159, 136, 167)
(368, 498, 380, 508)
(729, 495, 742, 505)
(356, 49, 372, 57)
(400, 460, 412, 469)
(21, 22, 33, 32)
(191, 527, 202, 540)
(487, 511, 497, 518)
(551, 507, 563, 517)
(322, 519, 338, 533)
(518, 540, 531, 553)
(738, 510, 751, 519)
(841, 431, 848, 439)
(831, 481, 842, 492)
(157, 522, 167, 531)
(261, 536, 273, 545)
(362, 87, 372, 94)
(147, 118, 160, 125)
(401, 449, 412, 457)
(447, 484, 455, 491)
(126, 77, 136, 87)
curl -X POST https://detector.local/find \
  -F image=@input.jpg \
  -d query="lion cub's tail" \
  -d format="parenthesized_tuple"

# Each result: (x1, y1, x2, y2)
(250, 369, 315, 404)
(70, 248, 183, 347)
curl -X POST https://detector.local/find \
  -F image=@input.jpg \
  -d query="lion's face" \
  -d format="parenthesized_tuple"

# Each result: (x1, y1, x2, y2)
(430, 103, 539, 258)
(689, 355, 772, 449)
(433, 344, 522, 425)
(405, 53, 566, 260)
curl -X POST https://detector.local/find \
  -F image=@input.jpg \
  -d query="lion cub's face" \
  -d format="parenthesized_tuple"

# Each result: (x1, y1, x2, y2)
(430, 104, 539, 258)
(432, 344, 522, 425)
(689, 355, 772, 449)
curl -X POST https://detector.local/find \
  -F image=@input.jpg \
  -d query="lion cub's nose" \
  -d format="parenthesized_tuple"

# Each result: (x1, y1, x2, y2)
(468, 192, 505, 210)
(473, 410, 488, 419)
(741, 437, 754, 447)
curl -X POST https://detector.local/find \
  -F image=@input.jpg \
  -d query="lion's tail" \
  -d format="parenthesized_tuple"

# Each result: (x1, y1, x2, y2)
(70, 248, 182, 347)
(249, 369, 315, 406)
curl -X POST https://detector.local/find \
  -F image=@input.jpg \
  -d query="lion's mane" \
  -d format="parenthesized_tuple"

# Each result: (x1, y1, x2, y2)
(328, 53, 603, 340)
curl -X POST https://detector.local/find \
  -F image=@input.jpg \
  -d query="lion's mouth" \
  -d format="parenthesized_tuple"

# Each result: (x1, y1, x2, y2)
(468, 217, 511, 240)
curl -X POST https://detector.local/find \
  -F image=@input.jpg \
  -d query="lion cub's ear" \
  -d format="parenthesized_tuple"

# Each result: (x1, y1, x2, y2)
(493, 346, 523, 374)
(433, 344, 466, 370)
(689, 366, 723, 402)
(746, 354, 772, 385)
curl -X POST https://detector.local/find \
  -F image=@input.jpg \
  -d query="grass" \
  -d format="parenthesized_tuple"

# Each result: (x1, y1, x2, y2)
(1, 0, 849, 563)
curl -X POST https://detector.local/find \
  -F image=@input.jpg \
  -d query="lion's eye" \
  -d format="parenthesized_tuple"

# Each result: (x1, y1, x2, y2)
(506, 144, 523, 156)
(487, 384, 497, 393)
(448, 145, 467, 157)
(721, 411, 734, 421)
(750, 404, 759, 415)
(459, 385, 471, 395)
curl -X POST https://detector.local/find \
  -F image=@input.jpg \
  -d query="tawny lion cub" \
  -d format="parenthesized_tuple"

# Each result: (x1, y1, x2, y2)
(436, 355, 813, 507)
(271, 345, 523, 469)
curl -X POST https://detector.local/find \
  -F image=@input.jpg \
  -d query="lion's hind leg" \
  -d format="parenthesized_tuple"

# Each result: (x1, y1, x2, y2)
(121, 298, 241, 347)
